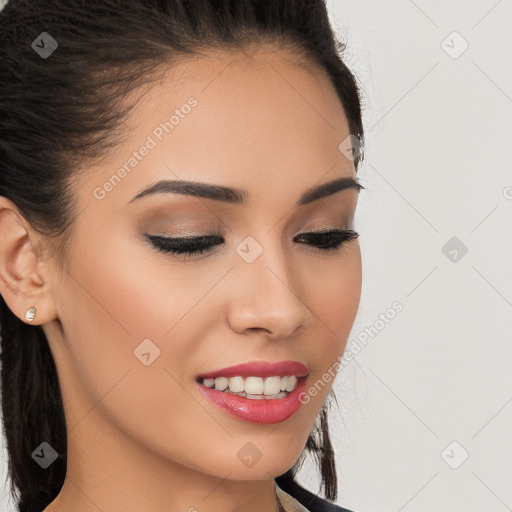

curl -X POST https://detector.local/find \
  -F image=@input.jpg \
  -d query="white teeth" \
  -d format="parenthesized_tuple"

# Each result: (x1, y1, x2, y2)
(203, 378, 216, 388)
(200, 375, 299, 394)
(228, 376, 245, 393)
(245, 376, 264, 395)
(214, 377, 228, 391)
(263, 376, 282, 396)
(285, 375, 297, 392)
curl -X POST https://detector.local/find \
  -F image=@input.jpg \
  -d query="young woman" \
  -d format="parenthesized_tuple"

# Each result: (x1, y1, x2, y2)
(0, 1, 366, 511)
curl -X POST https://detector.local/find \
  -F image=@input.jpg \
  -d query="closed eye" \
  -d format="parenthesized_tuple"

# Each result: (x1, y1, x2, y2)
(144, 229, 359, 258)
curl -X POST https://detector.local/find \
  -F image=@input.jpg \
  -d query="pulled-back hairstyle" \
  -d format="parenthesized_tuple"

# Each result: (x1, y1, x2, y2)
(0, 0, 365, 510)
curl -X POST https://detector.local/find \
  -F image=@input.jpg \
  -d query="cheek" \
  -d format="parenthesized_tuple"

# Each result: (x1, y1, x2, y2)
(57, 237, 242, 474)
(57, 224, 218, 415)
(296, 244, 362, 406)
(66, 213, 229, 337)
(303, 243, 362, 344)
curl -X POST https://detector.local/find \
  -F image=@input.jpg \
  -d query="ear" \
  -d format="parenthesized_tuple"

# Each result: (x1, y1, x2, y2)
(0, 196, 58, 325)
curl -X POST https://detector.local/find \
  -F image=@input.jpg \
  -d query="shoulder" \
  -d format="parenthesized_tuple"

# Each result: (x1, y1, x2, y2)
(275, 478, 358, 512)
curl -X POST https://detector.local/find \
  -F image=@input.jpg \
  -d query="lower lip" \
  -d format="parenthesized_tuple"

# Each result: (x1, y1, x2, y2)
(195, 377, 308, 424)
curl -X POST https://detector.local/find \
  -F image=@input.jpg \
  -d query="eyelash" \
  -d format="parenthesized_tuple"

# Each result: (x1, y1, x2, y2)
(144, 228, 359, 257)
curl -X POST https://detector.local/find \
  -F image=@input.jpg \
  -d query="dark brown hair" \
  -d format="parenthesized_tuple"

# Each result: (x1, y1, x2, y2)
(0, 1, 365, 510)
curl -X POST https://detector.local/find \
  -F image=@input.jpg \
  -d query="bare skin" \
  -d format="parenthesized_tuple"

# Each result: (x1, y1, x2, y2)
(0, 47, 362, 512)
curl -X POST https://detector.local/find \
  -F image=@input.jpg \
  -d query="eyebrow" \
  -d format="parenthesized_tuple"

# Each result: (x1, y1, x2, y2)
(127, 176, 365, 207)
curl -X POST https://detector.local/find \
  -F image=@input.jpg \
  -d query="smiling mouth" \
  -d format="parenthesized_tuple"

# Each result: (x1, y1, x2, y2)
(196, 374, 305, 400)
(195, 373, 309, 424)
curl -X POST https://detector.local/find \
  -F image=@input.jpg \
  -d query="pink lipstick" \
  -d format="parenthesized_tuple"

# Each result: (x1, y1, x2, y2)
(195, 360, 309, 424)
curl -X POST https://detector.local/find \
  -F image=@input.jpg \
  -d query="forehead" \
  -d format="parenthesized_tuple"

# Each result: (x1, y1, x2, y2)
(122, 46, 350, 152)
(78, 48, 356, 215)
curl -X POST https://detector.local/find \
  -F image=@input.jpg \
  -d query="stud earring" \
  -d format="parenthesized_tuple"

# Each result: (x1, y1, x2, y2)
(25, 306, 37, 323)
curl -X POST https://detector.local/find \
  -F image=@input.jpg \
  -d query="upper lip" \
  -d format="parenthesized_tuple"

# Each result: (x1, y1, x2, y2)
(196, 360, 309, 380)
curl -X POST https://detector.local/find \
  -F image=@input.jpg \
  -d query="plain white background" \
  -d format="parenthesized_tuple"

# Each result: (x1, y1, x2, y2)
(1, 1, 511, 511)
(307, 1, 512, 511)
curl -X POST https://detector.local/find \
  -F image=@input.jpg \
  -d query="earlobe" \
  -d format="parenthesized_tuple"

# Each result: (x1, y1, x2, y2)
(25, 305, 37, 323)
(0, 196, 57, 325)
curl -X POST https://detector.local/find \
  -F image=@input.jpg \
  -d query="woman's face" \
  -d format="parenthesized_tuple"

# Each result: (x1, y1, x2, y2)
(43, 48, 362, 490)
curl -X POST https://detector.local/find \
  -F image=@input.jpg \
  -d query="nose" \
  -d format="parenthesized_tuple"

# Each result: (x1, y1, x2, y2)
(226, 240, 312, 340)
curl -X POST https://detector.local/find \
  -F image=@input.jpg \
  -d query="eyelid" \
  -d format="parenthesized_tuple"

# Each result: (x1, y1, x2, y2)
(301, 218, 355, 233)
(145, 227, 359, 258)
(150, 220, 354, 238)
(301, 225, 351, 234)
(152, 226, 352, 239)
(151, 228, 223, 238)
